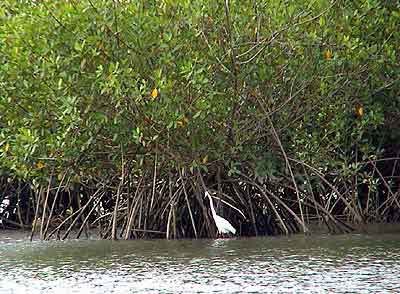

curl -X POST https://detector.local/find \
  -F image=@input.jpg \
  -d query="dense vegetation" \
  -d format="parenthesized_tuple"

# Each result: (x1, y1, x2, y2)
(0, 0, 399, 239)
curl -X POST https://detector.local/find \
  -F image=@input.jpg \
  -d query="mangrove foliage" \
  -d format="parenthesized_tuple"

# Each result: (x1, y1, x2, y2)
(0, 0, 399, 239)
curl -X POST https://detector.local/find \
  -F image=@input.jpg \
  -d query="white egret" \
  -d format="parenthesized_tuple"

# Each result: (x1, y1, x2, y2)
(205, 191, 236, 236)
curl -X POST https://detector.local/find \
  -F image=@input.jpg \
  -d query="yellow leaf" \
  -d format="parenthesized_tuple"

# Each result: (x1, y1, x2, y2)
(151, 88, 158, 99)
(202, 155, 208, 164)
(4, 143, 10, 152)
(177, 116, 188, 127)
(66, 208, 73, 216)
(324, 49, 333, 60)
(355, 104, 364, 118)
(36, 161, 45, 169)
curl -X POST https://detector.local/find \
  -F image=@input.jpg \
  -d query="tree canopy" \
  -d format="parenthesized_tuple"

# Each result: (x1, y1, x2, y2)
(0, 0, 399, 238)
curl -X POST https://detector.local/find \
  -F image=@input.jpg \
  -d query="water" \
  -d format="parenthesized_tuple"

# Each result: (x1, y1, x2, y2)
(1, 231, 400, 293)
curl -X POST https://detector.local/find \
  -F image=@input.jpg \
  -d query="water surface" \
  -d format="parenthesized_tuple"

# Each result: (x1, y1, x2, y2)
(1, 231, 400, 293)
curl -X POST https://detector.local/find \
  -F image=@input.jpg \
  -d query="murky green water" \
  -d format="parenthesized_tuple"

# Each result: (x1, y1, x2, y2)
(1, 231, 400, 293)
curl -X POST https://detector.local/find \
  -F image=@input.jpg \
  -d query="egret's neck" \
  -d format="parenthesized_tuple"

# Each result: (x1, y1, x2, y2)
(208, 194, 217, 218)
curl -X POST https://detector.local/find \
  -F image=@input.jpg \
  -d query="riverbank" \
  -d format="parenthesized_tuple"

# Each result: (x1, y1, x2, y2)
(2, 222, 400, 243)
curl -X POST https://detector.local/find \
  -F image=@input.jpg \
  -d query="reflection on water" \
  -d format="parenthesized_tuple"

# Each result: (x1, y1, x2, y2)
(1, 232, 400, 293)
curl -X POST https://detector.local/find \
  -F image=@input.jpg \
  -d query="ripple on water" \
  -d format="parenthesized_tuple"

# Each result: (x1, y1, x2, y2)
(1, 234, 400, 293)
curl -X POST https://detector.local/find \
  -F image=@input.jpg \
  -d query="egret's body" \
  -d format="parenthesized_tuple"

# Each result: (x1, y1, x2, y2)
(205, 191, 236, 235)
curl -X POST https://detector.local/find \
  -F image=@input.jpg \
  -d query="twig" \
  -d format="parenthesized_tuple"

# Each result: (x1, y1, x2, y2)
(112, 147, 125, 240)
(289, 157, 364, 223)
(180, 172, 198, 238)
(150, 152, 157, 209)
(30, 187, 43, 241)
(40, 171, 54, 239)
(43, 171, 68, 240)
(124, 177, 144, 239)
